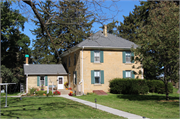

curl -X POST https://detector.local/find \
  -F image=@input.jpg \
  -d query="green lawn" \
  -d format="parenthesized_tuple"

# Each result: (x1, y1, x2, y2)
(0, 92, 21, 96)
(76, 87, 179, 119)
(0, 97, 125, 118)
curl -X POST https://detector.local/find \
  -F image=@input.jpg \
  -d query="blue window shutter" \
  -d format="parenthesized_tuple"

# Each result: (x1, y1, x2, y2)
(123, 71, 126, 78)
(45, 76, 48, 86)
(123, 52, 126, 63)
(91, 70, 94, 84)
(100, 51, 104, 63)
(131, 52, 134, 63)
(132, 71, 135, 79)
(101, 70, 104, 84)
(37, 76, 40, 86)
(91, 51, 94, 63)
(75, 71, 77, 84)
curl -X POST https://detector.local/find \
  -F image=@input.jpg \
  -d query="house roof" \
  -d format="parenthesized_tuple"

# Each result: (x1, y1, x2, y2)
(61, 30, 138, 57)
(77, 30, 138, 48)
(23, 64, 67, 75)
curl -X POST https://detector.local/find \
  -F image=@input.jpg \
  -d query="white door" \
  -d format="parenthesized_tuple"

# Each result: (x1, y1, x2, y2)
(57, 76, 64, 89)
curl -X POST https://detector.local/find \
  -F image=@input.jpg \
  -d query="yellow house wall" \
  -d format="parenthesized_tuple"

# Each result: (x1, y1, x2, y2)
(82, 50, 143, 94)
(28, 75, 67, 93)
(62, 50, 81, 91)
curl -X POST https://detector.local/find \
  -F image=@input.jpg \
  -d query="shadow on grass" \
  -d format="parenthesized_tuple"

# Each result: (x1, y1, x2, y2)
(117, 94, 179, 107)
(117, 94, 179, 101)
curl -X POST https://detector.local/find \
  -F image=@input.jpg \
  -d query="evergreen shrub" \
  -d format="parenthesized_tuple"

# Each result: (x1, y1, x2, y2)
(109, 78, 149, 94)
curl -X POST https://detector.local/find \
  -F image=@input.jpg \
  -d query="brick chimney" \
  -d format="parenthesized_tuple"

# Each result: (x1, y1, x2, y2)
(103, 25, 107, 37)
(25, 54, 29, 65)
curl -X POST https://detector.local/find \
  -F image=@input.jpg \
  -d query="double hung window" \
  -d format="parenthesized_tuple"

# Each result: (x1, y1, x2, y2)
(94, 51, 100, 63)
(126, 71, 131, 78)
(125, 52, 131, 63)
(94, 71, 101, 84)
(40, 76, 45, 86)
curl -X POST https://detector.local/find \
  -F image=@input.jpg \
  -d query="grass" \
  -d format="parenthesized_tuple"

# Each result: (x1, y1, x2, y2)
(76, 87, 179, 119)
(0, 97, 125, 118)
(0, 92, 21, 96)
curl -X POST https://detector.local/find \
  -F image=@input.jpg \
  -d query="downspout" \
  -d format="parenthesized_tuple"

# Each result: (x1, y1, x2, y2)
(79, 46, 84, 94)
(26, 74, 28, 94)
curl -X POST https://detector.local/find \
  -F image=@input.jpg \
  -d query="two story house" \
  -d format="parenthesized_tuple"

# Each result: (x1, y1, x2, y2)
(61, 25, 143, 95)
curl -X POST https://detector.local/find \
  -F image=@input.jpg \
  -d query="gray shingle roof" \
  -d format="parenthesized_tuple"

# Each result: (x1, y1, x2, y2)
(24, 64, 67, 75)
(77, 30, 138, 48)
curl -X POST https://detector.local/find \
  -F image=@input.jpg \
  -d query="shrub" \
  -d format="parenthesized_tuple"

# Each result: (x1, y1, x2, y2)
(147, 80, 173, 94)
(30, 88, 37, 95)
(146, 80, 157, 93)
(36, 91, 46, 96)
(53, 90, 61, 95)
(45, 90, 53, 96)
(109, 78, 148, 95)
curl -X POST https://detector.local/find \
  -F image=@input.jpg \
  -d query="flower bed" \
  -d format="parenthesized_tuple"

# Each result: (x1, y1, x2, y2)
(53, 90, 61, 95)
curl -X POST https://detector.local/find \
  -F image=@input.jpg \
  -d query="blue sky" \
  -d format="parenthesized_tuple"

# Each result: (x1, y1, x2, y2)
(15, 0, 144, 49)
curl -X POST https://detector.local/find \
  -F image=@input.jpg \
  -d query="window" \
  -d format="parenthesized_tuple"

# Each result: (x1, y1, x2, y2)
(69, 56, 70, 67)
(126, 52, 131, 63)
(74, 54, 76, 65)
(123, 70, 135, 79)
(40, 76, 45, 86)
(94, 70, 101, 84)
(94, 51, 100, 62)
(126, 71, 131, 78)
(123, 51, 134, 63)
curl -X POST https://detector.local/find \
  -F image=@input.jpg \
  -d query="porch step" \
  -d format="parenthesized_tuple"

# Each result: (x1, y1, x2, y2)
(57, 89, 71, 95)
(93, 90, 108, 95)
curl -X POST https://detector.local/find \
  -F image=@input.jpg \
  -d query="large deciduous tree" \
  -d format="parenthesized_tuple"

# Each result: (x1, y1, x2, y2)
(1, 1, 31, 93)
(133, 1, 179, 100)
(31, 0, 94, 64)
(21, 0, 120, 63)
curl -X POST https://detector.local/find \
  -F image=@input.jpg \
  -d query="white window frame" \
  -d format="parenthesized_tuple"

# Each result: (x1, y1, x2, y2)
(126, 71, 131, 78)
(94, 70, 101, 84)
(69, 56, 70, 67)
(40, 76, 45, 86)
(94, 51, 100, 63)
(125, 52, 131, 63)
(74, 53, 76, 65)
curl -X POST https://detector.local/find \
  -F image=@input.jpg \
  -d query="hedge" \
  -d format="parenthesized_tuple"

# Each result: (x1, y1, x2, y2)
(146, 80, 173, 94)
(109, 78, 173, 95)
(109, 78, 149, 95)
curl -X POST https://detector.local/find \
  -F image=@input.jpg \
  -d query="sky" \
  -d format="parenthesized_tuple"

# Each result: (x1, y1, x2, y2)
(14, 0, 145, 49)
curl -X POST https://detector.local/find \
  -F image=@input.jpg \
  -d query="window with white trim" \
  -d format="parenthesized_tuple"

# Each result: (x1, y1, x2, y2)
(126, 52, 131, 63)
(94, 51, 100, 63)
(40, 76, 45, 86)
(126, 71, 131, 78)
(94, 70, 101, 84)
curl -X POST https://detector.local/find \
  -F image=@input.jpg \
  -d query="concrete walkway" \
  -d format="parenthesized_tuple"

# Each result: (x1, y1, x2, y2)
(60, 95, 149, 119)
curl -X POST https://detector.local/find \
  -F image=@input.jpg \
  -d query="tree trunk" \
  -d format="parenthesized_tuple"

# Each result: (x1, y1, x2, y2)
(165, 81, 169, 100)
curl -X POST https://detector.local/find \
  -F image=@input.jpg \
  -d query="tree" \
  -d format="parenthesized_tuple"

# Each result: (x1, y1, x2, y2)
(133, 1, 179, 100)
(106, 1, 178, 80)
(20, 0, 120, 63)
(31, 0, 94, 64)
(1, 1, 31, 93)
